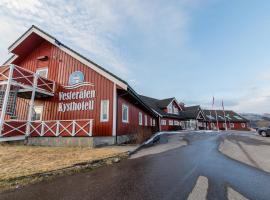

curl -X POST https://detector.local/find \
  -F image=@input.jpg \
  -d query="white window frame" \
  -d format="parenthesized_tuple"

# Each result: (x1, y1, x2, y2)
(122, 104, 129, 123)
(161, 120, 166, 126)
(169, 120, 173, 126)
(145, 115, 148, 126)
(33, 105, 43, 121)
(153, 119, 156, 126)
(139, 112, 143, 126)
(36, 67, 48, 78)
(100, 100, 109, 122)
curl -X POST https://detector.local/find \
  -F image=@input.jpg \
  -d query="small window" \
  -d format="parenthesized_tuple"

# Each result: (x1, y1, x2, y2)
(241, 123, 246, 128)
(174, 121, 180, 126)
(150, 118, 153, 126)
(32, 106, 43, 121)
(230, 123, 234, 128)
(161, 120, 166, 126)
(100, 100, 109, 122)
(122, 104, 129, 123)
(36, 68, 48, 78)
(145, 115, 148, 126)
(153, 119, 156, 126)
(139, 112, 143, 125)
(169, 120, 173, 126)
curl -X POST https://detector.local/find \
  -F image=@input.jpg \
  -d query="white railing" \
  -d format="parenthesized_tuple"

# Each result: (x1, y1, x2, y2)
(1, 119, 93, 137)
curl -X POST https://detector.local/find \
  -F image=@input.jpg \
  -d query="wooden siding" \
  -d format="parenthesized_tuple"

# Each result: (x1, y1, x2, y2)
(160, 118, 182, 131)
(117, 94, 158, 136)
(13, 40, 114, 136)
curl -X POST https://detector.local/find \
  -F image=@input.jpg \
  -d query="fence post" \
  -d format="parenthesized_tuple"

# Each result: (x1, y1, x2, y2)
(72, 120, 76, 136)
(0, 64, 14, 137)
(26, 73, 38, 136)
(89, 119, 93, 137)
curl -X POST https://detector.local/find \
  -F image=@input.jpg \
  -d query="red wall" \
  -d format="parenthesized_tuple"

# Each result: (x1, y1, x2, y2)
(160, 118, 182, 131)
(117, 94, 158, 136)
(13, 40, 114, 136)
(206, 122, 249, 131)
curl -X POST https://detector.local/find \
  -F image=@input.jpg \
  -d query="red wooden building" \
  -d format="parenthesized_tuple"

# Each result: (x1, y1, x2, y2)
(203, 110, 249, 131)
(139, 95, 184, 131)
(0, 26, 158, 147)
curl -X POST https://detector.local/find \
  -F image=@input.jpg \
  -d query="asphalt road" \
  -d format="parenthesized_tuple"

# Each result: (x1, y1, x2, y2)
(1, 131, 270, 200)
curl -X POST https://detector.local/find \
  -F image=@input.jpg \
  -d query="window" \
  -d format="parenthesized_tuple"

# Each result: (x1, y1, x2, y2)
(153, 119, 156, 126)
(161, 120, 166, 126)
(150, 118, 152, 126)
(139, 112, 143, 125)
(169, 120, 173, 126)
(122, 104, 129, 123)
(223, 123, 226, 128)
(174, 121, 179, 126)
(168, 104, 173, 114)
(173, 106, 179, 114)
(100, 100, 109, 122)
(36, 68, 48, 78)
(241, 123, 246, 128)
(230, 123, 234, 128)
(145, 115, 148, 126)
(32, 106, 43, 121)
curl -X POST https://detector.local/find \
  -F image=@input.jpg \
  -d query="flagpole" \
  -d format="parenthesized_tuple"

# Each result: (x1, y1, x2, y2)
(222, 100, 227, 131)
(212, 96, 219, 131)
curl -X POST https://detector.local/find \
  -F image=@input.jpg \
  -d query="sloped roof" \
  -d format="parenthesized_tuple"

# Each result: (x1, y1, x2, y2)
(139, 95, 182, 119)
(203, 110, 248, 122)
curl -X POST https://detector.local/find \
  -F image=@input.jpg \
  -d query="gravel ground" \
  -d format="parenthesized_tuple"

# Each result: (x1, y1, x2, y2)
(219, 134, 270, 173)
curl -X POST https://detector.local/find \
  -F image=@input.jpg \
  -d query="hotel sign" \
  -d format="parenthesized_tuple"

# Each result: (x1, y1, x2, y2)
(58, 71, 95, 112)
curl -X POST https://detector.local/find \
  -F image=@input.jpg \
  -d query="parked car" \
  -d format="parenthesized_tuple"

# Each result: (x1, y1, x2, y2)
(257, 126, 270, 137)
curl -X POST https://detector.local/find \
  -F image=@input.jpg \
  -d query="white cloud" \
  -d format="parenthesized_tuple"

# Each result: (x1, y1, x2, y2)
(0, 0, 195, 79)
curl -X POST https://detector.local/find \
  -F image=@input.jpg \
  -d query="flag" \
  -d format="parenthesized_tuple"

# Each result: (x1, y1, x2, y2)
(222, 100, 227, 130)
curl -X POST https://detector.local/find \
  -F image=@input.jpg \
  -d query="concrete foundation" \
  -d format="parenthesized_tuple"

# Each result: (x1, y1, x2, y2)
(26, 135, 133, 147)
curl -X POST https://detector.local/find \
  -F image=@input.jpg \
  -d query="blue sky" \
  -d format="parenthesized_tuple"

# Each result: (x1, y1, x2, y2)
(0, 0, 269, 113)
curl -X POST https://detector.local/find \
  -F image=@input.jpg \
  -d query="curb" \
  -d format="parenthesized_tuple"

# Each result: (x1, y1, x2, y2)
(128, 131, 181, 156)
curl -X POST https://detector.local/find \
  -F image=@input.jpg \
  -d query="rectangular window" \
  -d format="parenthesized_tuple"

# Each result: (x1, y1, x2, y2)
(168, 104, 173, 114)
(153, 119, 156, 126)
(150, 118, 152, 126)
(122, 104, 129, 123)
(169, 120, 173, 126)
(36, 68, 48, 78)
(145, 115, 148, 126)
(100, 100, 109, 122)
(139, 112, 143, 125)
(174, 121, 179, 126)
(32, 106, 43, 121)
(161, 120, 166, 126)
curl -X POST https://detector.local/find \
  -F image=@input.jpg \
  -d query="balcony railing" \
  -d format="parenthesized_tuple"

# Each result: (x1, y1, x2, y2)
(2, 119, 94, 137)
(0, 65, 55, 95)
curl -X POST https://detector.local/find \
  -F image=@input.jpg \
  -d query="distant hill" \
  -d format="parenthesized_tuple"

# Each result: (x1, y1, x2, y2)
(241, 113, 270, 128)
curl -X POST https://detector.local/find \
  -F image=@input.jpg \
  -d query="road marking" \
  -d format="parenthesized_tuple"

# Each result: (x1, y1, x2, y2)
(227, 187, 248, 200)
(188, 176, 208, 200)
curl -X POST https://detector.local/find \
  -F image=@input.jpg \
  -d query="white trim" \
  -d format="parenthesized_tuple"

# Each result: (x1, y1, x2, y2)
(112, 83, 117, 136)
(139, 112, 143, 126)
(145, 115, 148, 126)
(122, 104, 129, 123)
(100, 100, 109, 122)
(8, 27, 127, 90)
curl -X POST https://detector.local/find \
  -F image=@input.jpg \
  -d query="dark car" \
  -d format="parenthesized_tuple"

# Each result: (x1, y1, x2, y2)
(257, 126, 270, 137)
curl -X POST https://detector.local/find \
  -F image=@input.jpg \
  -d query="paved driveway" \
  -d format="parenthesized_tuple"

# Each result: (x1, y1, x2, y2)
(1, 131, 270, 200)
